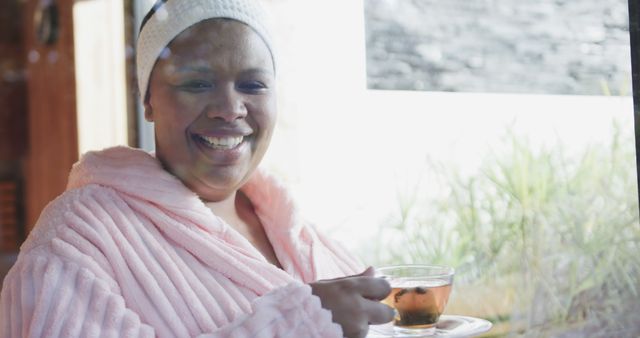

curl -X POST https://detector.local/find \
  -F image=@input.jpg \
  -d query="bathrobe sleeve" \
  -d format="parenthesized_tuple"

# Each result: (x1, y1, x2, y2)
(0, 254, 342, 338)
(0, 254, 156, 337)
(197, 283, 343, 338)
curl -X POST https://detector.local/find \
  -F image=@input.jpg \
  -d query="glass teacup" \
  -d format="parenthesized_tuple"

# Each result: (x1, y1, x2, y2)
(375, 265, 455, 337)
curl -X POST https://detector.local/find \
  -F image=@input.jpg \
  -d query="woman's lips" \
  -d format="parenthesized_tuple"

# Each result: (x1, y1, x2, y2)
(192, 133, 250, 164)
(196, 134, 244, 149)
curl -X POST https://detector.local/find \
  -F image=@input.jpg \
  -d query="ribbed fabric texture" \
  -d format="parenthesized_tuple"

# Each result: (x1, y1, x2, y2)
(136, 0, 275, 98)
(0, 146, 362, 337)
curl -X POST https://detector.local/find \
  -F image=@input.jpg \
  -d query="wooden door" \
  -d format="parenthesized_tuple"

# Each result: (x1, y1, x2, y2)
(23, 0, 78, 231)
(0, 0, 28, 252)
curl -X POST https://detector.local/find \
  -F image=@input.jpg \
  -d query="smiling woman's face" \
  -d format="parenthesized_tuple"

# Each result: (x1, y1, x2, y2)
(145, 19, 276, 202)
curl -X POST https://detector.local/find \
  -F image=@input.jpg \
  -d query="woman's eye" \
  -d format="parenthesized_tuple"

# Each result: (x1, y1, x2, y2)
(178, 80, 212, 92)
(238, 81, 268, 93)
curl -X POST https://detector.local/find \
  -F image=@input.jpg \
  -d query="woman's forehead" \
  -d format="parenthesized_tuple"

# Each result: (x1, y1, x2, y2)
(169, 20, 264, 56)
(157, 20, 273, 72)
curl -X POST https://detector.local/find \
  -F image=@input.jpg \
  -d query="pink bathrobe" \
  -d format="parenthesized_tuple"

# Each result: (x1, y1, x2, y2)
(0, 146, 363, 337)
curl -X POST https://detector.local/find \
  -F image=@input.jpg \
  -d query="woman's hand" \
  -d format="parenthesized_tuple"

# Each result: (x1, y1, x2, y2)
(310, 267, 394, 338)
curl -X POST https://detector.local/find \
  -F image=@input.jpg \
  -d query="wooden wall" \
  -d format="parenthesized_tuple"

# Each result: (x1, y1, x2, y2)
(23, 0, 79, 231)
(0, 0, 28, 251)
(0, 1, 27, 163)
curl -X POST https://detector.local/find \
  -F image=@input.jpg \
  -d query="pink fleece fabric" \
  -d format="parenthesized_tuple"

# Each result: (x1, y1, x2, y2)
(0, 146, 363, 337)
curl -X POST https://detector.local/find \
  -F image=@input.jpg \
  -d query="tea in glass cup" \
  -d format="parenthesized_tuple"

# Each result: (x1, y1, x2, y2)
(377, 265, 455, 336)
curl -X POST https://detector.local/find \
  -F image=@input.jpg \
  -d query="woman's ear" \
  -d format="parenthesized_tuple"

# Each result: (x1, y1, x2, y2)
(144, 97, 154, 122)
(144, 105, 154, 122)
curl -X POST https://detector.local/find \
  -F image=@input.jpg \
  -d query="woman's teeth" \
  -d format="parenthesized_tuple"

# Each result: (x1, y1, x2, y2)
(198, 135, 244, 149)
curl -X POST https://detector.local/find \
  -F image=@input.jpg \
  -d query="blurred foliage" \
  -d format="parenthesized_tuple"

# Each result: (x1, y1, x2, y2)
(370, 122, 640, 336)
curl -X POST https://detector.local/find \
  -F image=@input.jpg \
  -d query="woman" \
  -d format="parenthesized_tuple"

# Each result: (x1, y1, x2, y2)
(0, 0, 393, 337)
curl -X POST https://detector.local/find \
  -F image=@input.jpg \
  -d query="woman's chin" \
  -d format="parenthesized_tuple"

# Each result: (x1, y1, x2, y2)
(190, 175, 248, 201)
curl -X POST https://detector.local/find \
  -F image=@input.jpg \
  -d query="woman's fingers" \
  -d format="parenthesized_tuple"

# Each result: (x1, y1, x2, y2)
(310, 270, 394, 338)
(350, 275, 391, 300)
(359, 266, 376, 277)
(363, 298, 395, 324)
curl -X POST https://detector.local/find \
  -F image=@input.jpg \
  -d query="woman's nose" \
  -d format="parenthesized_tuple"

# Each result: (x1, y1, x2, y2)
(205, 89, 247, 121)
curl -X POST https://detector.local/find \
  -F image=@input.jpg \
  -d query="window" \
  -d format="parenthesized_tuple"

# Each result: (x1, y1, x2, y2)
(358, 0, 639, 336)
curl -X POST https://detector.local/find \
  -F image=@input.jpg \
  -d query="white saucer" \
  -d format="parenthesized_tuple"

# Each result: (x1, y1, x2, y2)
(368, 315, 493, 337)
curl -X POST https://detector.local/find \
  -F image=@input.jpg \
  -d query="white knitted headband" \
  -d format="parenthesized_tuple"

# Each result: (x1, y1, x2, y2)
(136, 0, 274, 99)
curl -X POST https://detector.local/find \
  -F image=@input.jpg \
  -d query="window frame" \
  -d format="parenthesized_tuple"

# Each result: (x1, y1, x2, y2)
(630, 0, 640, 208)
